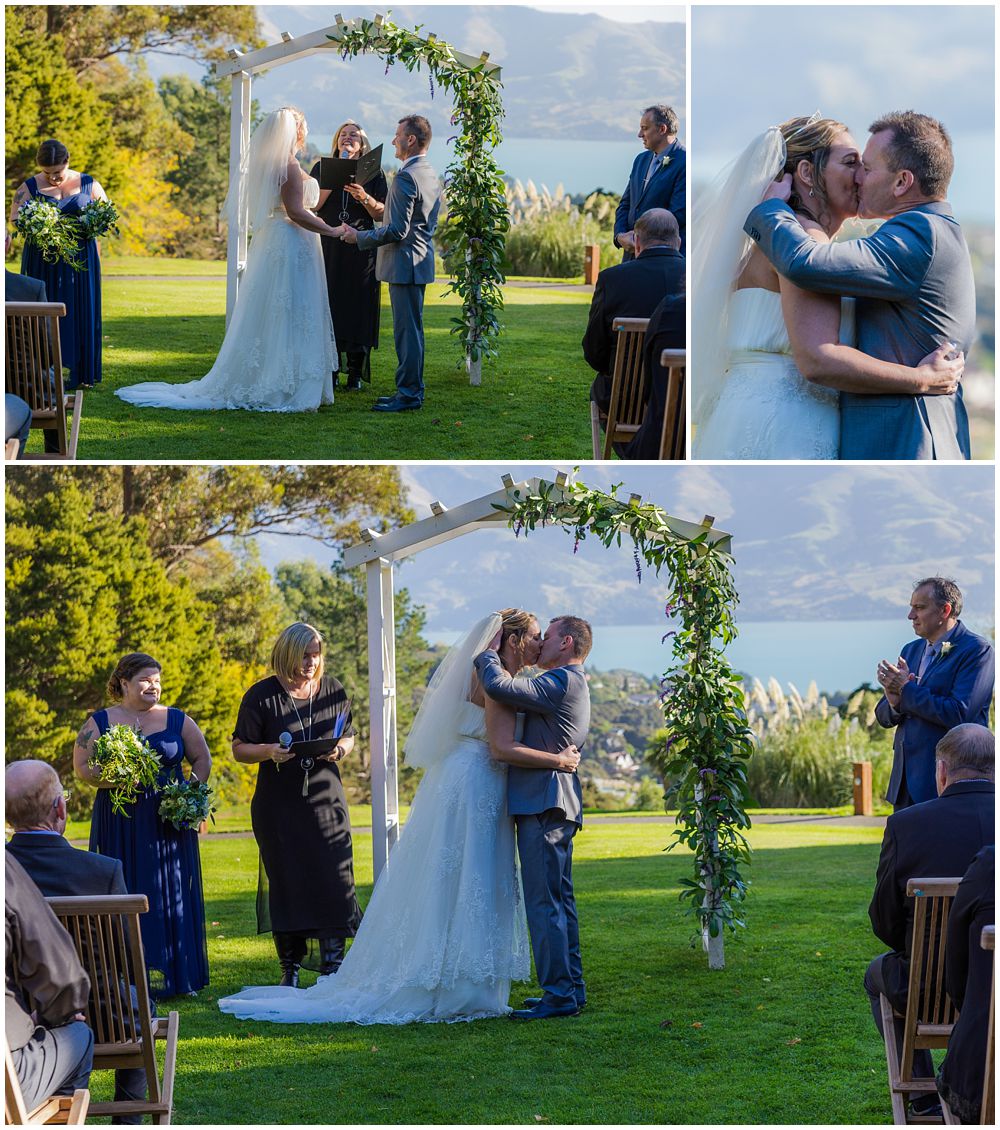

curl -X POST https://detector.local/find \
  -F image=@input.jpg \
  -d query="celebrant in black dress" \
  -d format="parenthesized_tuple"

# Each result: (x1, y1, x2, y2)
(233, 622, 362, 987)
(310, 120, 388, 391)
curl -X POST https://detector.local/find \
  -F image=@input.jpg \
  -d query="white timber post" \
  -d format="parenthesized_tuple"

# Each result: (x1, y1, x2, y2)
(366, 556, 400, 880)
(226, 69, 252, 326)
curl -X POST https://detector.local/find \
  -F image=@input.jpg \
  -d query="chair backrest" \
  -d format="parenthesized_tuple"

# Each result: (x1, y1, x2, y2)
(43, 895, 160, 1100)
(5, 302, 68, 454)
(603, 317, 649, 459)
(658, 347, 686, 460)
(983, 924, 995, 1126)
(900, 877, 962, 1081)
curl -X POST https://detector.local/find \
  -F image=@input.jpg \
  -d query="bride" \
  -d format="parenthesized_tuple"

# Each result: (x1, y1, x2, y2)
(116, 107, 344, 413)
(692, 115, 963, 459)
(218, 609, 581, 1025)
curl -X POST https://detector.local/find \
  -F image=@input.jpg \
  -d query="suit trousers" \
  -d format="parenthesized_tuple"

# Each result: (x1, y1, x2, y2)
(515, 810, 583, 1008)
(388, 283, 426, 405)
(12, 1019, 93, 1113)
(864, 953, 934, 1082)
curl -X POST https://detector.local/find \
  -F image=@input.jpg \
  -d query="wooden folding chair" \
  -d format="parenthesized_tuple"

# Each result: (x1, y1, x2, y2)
(5, 438, 19, 460)
(880, 877, 961, 1125)
(658, 348, 686, 460)
(4, 1038, 89, 1125)
(45, 896, 178, 1125)
(5, 302, 82, 459)
(601, 317, 649, 459)
(981, 925, 995, 1126)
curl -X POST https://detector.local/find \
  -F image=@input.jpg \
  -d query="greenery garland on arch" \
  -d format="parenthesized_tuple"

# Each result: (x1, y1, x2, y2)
(332, 15, 508, 382)
(500, 478, 754, 970)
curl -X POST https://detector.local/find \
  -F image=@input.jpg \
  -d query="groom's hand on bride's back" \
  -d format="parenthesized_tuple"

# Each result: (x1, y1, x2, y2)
(762, 173, 793, 204)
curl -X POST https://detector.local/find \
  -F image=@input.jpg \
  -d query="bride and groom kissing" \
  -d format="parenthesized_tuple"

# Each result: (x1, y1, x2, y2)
(693, 110, 975, 460)
(219, 610, 593, 1025)
(116, 108, 439, 415)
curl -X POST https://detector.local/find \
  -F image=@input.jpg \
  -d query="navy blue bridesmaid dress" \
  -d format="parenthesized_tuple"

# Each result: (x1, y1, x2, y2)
(89, 707, 210, 997)
(20, 173, 103, 388)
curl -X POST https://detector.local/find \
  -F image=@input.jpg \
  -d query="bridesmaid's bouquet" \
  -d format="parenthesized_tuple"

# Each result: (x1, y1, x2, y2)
(12, 197, 83, 268)
(89, 724, 162, 817)
(77, 198, 120, 240)
(158, 775, 216, 831)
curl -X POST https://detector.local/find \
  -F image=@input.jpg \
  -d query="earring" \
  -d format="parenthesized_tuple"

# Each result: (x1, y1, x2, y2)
(808, 189, 815, 197)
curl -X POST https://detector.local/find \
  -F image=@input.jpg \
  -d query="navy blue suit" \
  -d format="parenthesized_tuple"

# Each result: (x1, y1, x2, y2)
(614, 139, 686, 256)
(874, 621, 995, 807)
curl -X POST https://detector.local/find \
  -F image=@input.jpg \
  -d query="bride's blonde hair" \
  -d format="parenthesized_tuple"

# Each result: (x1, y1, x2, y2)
(498, 607, 537, 657)
(779, 115, 848, 222)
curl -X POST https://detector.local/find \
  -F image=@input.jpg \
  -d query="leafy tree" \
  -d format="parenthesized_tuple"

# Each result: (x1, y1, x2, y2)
(4, 478, 253, 812)
(275, 561, 436, 802)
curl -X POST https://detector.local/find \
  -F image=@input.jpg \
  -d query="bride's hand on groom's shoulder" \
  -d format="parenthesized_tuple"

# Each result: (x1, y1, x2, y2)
(916, 343, 964, 396)
(761, 173, 793, 204)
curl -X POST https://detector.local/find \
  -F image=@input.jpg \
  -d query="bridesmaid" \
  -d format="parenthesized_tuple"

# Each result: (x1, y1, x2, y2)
(310, 120, 388, 390)
(73, 652, 212, 997)
(7, 139, 106, 389)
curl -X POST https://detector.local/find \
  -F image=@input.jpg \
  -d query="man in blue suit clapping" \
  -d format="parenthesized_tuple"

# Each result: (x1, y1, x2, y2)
(875, 577, 995, 810)
(614, 105, 686, 258)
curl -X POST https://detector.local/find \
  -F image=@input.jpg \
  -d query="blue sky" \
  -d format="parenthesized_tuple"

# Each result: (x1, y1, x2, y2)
(252, 463, 996, 635)
(692, 5, 995, 222)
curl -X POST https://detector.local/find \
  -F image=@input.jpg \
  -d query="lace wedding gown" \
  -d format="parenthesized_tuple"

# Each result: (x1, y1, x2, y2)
(693, 289, 854, 459)
(115, 177, 336, 412)
(218, 700, 530, 1024)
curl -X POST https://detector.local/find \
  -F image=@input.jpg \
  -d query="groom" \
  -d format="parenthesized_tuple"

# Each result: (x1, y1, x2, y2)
(341, 114, 441, 413)
(744, 111, 974, 460)
(475, 616, 592, 1021)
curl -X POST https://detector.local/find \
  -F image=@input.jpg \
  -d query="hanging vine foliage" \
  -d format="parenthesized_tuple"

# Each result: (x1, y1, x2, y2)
(500, 478, 754, 968)
(331, 15, 508, 372)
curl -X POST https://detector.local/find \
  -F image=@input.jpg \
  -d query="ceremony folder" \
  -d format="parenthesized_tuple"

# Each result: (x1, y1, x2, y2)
(318, 143, 384, 189)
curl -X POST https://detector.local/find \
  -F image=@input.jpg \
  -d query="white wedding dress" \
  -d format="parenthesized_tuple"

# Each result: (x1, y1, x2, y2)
(693, 290, 852, 459)
(218, 617, 531, 1025)
(116, 166, 336, 412)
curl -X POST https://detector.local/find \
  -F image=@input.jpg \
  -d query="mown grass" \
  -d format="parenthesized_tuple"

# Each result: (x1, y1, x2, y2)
(20, 274, 594, 460)
(81, 820, 897, 1124)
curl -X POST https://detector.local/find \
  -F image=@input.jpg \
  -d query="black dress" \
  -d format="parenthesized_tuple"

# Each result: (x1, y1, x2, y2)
(309, 163, 388, 360)
(234, 675, 362, 960)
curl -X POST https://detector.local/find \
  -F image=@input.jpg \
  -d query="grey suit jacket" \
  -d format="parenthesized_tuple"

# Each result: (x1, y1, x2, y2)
(356, 155, 441, 285)
(7, 833, 127, 898)
(473, 652, 589, 825)
(5, 269, 47, 303)
(744, 199, 974, 460)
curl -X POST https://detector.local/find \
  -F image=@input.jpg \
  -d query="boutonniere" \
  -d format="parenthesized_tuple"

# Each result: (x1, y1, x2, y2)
(661, 155, 671, 170)
(938, 641, 953, 659)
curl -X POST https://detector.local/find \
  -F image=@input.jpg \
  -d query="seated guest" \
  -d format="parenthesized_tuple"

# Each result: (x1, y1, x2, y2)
(5, 268, 61, 455)
(6, 393, 32, 458)
(6, 760, 146, 1124)
(5, 853, 93, 1114)
(622, 288, 686, 460)
(865, 724, 995, 1118)
(937, 845, 995, 1123)
(583, 208, 684, 416)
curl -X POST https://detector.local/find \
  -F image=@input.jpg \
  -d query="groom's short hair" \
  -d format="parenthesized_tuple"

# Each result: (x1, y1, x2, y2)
(643, 105, 679, 136)
(550, 616, 593, 660)
(399, 114, 432, 149)
(914, 576, 963, 618)
(869, 111, 954, 198)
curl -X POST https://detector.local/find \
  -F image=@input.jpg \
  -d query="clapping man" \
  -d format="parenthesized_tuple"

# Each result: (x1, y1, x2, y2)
(875, 577, 994, 809)
(614, 105, 686, 258)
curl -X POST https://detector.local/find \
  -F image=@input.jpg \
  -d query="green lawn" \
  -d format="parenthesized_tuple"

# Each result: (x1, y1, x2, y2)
(21, 273, 594, 460)
(80, 819, 900, 1124)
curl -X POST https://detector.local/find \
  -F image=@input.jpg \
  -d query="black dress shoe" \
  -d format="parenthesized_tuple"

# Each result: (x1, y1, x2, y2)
(510, 1002, 580, 1021)
(523, 995, 586, 1011)
(375, 395, 395, 404)
(372, 397, 420, 413)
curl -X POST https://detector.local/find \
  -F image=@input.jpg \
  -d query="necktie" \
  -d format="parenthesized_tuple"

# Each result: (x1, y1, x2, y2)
(917, 643, 936, 680)
(643, 153, 658, 191)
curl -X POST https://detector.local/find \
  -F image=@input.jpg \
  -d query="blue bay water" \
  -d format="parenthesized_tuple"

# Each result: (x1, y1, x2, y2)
(430, 619, 993, 697)
(311, 135, 643, 196)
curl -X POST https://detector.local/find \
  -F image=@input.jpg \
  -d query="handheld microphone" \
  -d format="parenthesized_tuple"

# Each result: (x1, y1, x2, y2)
(278, 731, 293, 750)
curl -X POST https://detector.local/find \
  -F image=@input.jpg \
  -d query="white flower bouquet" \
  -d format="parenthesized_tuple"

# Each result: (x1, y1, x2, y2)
(13, 197, 83, 268)
(77, 198, 120, 240)
(158, 775, 216, 831)
(89, 724, 162, 816)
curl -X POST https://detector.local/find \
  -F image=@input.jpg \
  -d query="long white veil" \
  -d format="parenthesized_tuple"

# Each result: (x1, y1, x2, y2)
(691, 127, 786, 437)
(403, 612, 502, 771)
(223, 108, 297, 235)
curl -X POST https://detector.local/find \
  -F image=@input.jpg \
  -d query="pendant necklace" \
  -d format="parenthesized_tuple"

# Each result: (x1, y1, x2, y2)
(338, 188, 351, 223)
(287, 682, 315, 797)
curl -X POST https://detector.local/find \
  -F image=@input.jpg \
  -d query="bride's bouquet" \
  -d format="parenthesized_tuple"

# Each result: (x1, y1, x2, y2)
(89, 724, 162, 816)
(77, 198, 120, 241)
(12, 197, 83, 269)
(158, 774, 216, 831)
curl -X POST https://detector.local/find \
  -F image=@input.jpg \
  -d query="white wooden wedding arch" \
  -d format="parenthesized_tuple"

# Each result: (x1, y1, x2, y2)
(342, 471, 733, 880)
(214, 14, 501, 326)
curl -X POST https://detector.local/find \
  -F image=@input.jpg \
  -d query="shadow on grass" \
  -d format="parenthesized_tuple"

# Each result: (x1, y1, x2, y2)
(171, 840, 889, 1123)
